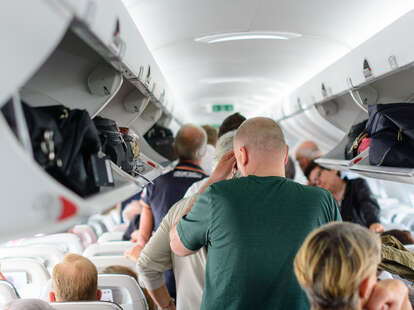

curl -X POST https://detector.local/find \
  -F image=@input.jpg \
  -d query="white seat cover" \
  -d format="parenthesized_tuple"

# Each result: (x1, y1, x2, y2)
(83, 242, 134, 257)
(73, 225, 97, 249)
(89, 256, 137, 273)
(0, 280, 19, 306)
(41, 275, 148, 310)
(1, 257, 50, 298)
(19, 233, 83, 254)
(50, 301, 122, 310)
(88, 220, 108, 237)
(99, 274, 148, 310)
(0, 245, 65, 273)
(98, 232, 124, 243)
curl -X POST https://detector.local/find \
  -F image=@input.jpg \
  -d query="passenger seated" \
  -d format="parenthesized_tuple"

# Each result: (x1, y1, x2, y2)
(294, 222, 411, 310)
(102, 265, 156, 310)
(305, 161, 385, 233)
(382, 229, 414, 245)
(6, 299, 54, 310)
(50, 253, 102, 302)
(295, 140, 322, 172)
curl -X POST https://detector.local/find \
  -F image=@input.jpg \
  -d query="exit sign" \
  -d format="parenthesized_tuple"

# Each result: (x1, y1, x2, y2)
(212, 104, 234, 112)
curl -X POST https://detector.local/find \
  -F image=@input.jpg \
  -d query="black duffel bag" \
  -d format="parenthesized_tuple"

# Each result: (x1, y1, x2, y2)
(2, 101, 103, 197)
(366, 103, 414, 167)
(144, 124, 177, 161)
(94, 116, 135, 174)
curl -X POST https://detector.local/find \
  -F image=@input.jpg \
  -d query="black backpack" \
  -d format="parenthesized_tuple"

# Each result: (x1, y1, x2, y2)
(144, 124, 177, 161)
(2, 102, 103, 197)
(93, 116, 135, 175)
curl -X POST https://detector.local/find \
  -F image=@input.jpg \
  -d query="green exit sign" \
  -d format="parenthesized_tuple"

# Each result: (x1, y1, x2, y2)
(212, 104, 234, 112)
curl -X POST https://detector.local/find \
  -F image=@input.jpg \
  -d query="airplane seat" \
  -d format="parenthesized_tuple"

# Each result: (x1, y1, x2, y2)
(88, 219, 108, 237)
(83, 242, 134, 257)
(19, 233, 84, 254)
(98, 274, 148, 310)
(0, 245, 65, 274)
(0, 280, 19, 306)
(111, 224, 128, 233)
(109, 210, 122, 226)
(72, 225, 98, 248)
(89, 215, 114, 232)
(399, 215, 414, 231)
(41, 275, 147, 310)
(50, 301, 123, 310)
(89, 257, 137, 273)
(0, 257, 50, 298)
(404, 244, 414, 253)
(98, 232, 124, 243)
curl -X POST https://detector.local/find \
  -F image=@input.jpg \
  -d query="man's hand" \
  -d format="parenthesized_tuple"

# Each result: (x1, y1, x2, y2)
(130, 230, 140, 242)
(209, 150, 236, 183)
(124, 244, 144, 262)
(369, 223, 385, 234)
(365, 279, 411, 310)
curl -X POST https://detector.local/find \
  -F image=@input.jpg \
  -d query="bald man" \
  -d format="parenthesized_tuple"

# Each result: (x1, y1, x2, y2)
(50, 253, 101, 302)
(170, 117, 341, 310)
(295, 140, 322, 172)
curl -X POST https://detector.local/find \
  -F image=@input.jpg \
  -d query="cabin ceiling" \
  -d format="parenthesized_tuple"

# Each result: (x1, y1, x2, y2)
(122, 0, 414, 125)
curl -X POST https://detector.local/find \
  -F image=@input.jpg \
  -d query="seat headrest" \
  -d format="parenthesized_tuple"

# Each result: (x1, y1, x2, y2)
(0, 280, 19, 306)
(83, 242, 134, 258)
(19, 233, 83, 254)
(50, 301, 122, 310)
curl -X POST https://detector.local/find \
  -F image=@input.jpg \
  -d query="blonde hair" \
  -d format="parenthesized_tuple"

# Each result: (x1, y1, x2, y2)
(102, 265, 137, 281)
(52, 253, 98, 302)
(294, 222, 381, 310)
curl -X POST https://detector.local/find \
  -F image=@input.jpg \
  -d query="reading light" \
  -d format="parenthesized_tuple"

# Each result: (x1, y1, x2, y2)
(195, 31, 302, 44)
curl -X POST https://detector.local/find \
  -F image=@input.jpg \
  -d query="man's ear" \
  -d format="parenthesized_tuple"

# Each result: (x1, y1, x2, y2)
(283, 145, 289, 165)
(240, 146, 248, 167)
(49, 292, 56, 302)
(97, 289, 102, 301)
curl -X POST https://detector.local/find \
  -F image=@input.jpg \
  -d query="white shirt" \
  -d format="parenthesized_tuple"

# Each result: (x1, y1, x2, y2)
(136, 195, 206, 310)
(200, 144, 215, 175)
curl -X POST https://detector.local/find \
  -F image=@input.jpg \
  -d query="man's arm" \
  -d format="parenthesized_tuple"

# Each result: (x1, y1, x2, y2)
(355, 179, 385, 233)
(137, 200, 154, 247)
(170, 151, 236, 257)
(147, 285, 175, 310)
(365, 279, 411, 310)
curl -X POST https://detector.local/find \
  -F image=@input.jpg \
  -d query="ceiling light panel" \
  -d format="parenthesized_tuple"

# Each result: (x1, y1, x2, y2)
(195, 31, 302, 44)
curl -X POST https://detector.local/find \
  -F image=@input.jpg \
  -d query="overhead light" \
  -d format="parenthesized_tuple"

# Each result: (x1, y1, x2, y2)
(195, 31, 302, 44)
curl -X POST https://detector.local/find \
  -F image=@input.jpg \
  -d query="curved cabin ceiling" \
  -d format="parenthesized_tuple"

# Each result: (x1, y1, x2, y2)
(122, 0, 414, 125)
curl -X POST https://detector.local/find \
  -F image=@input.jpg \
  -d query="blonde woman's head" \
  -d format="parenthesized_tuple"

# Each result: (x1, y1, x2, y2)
(294, 222, 381, 310)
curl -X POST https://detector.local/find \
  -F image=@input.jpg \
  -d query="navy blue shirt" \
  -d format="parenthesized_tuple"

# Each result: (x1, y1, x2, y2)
(142, 162, 208, 231)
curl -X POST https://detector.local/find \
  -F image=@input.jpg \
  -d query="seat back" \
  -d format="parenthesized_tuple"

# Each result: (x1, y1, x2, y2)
(89, 257, 137, 273)
(0, 280, 19, 306)
(111, 224, 128, 233)
(50, 301, 123, 310)
(42, 275, 147, 310)
(98, 232, 124, 243)
(98, 274, 148, 310)
(19, 233, 83, 254)
(83, 242, 134, 257)
(72, 225, 97, 248)
(1, 257, 50, 298)
(0, 245, 65, 273)
(88, 220, 108, 237)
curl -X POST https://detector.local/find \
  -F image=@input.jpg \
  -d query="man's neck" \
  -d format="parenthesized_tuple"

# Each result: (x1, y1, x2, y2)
(245, 163, 285, 178)
(178, 159, 201, 166)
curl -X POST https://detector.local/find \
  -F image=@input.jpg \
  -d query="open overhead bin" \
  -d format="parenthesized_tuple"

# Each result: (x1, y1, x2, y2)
(0, 0, 176, 241)
(283, 9, 414, 184)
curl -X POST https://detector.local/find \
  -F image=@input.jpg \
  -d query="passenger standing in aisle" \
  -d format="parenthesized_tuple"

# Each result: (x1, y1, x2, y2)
(170, 117, 341, 310)
(135, 124, 208, 299)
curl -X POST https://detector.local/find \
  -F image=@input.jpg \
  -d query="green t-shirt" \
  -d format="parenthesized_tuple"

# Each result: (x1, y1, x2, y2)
(177, 175, 341, 310)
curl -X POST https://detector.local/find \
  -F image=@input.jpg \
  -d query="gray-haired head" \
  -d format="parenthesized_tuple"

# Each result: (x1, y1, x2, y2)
(174, 124, 207, 162)
(6, 299, 54, 310)
(295, 141, 322, 172)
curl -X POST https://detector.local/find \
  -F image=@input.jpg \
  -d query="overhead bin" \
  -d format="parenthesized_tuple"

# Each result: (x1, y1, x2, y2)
(0, 0, 176, 242)
(283, 9, 414, 184)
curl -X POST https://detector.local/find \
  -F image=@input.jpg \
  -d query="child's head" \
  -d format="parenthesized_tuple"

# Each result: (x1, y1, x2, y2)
(294, 222, 381, 310)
